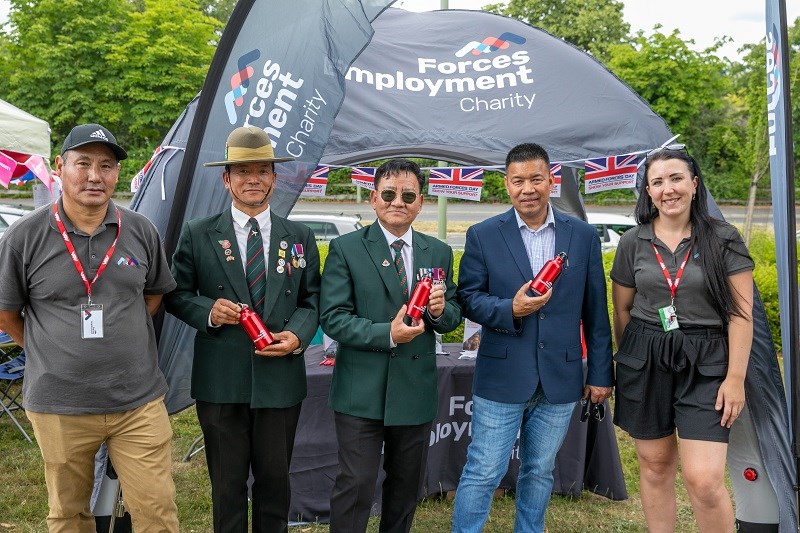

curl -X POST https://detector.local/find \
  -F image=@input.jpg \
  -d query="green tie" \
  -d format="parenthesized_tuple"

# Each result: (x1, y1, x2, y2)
(245, 218, 266, 315)
(390, 239, 408, 298)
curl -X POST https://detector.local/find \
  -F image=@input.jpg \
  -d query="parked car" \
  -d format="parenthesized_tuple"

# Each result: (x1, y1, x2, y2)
(0, 205, 29, 236)
(287, 213, 363, 241)
(586, 212, 636, 252)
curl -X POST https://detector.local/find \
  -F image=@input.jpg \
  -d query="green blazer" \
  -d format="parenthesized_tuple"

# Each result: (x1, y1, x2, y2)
(165, 210, 320, 408)
(320, 223, 461, 425)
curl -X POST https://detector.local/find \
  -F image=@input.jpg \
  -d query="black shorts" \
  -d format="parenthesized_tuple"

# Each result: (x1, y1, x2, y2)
(613, 318, 730, 443)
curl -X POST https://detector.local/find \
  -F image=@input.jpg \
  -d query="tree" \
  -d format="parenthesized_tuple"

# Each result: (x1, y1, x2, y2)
(197, 0, 237, 29)
(734, 42, 771, 244)
(735, 17, 800, 243)
(105, 0, 219, 144)
(0, 0, 221, 186)
(1, 0, 135, 145)
(483, 0, 630, 61)
(605, 29, 749, 199)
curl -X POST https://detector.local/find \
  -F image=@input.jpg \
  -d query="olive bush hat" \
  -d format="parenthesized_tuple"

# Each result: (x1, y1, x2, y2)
(204, 126, 294, 166)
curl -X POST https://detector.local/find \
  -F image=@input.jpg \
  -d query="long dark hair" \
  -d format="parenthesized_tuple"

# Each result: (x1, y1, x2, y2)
(634, 149, 750, 323)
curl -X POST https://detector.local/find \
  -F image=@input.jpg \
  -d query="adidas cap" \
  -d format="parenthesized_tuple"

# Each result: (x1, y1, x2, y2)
(60, 123, 128, 161)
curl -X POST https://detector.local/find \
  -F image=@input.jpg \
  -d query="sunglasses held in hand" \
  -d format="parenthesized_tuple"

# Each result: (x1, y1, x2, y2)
(580, 398, 605, 422)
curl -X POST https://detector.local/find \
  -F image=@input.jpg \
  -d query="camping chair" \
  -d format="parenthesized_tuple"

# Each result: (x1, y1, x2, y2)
(0, 351, 32, 443)
(0, 331, 16, 362)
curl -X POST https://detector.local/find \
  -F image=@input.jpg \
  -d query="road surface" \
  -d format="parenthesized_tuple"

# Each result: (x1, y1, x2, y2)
(0, 196, 782, 249)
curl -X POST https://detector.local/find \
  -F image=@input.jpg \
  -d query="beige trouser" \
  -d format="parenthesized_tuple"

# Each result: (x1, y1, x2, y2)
(27, 396, 179, 533)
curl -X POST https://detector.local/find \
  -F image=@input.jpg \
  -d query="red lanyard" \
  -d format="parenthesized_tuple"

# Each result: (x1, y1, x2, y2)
(651, 243, 691, 301)
(53, 203, 121, 304)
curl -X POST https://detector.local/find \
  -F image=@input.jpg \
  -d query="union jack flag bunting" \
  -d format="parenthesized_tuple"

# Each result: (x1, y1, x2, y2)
(351, 167, 376, 191)
(131, 146, 164, 193)
(9, 172, 35, 187)
(428, 167, 483, 201)
(584, 153, 639, 194)
(549, 163, 561, 198)
(301, 165, 330, 197)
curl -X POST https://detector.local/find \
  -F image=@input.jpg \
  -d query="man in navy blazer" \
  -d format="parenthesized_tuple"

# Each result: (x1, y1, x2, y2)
(451, 143, 613, 533)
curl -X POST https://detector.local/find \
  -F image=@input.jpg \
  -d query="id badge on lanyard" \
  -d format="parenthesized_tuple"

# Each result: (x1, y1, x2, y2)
(652, 243, 691, 332)
(80, 304, 104, 338)
(53, 204, 121, 340)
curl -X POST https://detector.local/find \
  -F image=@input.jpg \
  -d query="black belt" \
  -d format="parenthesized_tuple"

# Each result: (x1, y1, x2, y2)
(628, 317, 725, 373)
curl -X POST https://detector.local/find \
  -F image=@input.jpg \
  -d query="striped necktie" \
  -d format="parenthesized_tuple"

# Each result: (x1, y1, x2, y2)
(246, 218, 266, 315)
(390, 239, 408, 298)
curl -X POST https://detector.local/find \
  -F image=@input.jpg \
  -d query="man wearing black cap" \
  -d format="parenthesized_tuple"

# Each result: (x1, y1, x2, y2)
(165, 126, 320, 532)
(0, 123, 179, 532)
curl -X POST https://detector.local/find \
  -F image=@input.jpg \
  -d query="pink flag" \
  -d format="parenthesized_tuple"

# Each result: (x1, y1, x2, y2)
(0, 151, 18, 188)
(24, 155, 52, 191)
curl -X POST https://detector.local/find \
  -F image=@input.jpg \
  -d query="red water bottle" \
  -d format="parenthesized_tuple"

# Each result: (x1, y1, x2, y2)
(529, 252, 567, 296)
(404, 276, 433, 326)
(240, 306, 275, 350)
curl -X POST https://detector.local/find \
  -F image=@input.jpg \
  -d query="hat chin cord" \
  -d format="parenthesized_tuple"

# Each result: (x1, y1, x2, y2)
(227, 178, 271, 209)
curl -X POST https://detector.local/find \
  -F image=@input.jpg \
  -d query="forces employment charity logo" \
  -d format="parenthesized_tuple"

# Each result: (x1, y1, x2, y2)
(117, 256, 140, 266)
(455, 32, 526, 57)
(224, 49, 261, 124)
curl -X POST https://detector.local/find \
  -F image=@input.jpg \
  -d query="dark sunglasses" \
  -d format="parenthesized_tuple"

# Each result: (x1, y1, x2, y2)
(380, 189, 418, 204)
(580, 399, 605, 422)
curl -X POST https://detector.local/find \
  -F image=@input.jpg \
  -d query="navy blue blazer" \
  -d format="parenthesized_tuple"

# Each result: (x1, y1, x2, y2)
(457, 207, 613, 404)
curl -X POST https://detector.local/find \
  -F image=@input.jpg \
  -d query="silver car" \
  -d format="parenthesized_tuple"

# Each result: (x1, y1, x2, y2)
(586, 212, 636, 252)
(287, 213, 363, 241)
(0, 205, 29, 236)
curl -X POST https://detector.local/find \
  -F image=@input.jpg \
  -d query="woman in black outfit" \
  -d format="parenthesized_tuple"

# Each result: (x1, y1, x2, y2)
(610, 147, 754, 532)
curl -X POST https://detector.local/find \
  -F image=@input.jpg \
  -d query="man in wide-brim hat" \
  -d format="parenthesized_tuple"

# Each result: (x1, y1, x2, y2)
(204, 125, 294, 168)
(166, 126, 321, 532)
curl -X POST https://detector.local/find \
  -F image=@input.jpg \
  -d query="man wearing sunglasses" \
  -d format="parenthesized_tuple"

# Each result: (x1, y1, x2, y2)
(320, 158, 461, 533)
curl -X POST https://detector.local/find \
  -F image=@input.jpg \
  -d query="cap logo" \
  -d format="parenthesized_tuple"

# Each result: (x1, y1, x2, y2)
(90, 129, 109, 141)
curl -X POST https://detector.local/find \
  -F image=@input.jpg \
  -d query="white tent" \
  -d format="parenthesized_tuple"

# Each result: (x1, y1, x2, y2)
(0, 99, 50, 158)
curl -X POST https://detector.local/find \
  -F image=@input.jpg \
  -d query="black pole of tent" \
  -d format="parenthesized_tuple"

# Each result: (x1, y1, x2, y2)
(772, 0, 800, 522)
(163, 0, 256, 261)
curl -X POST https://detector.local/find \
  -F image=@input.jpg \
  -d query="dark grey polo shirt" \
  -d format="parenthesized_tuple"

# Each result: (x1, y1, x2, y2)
(0, 199, 176, 414)
(610, 222, 754, 327)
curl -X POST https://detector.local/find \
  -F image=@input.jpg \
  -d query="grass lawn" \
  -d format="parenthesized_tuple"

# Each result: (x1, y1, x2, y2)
(0, 401, 706, 532)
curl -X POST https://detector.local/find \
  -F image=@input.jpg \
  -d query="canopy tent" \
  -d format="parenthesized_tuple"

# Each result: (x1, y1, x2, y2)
(130, 4, 796, 528)
(0, 99, 50, 158)
(0, 99, 52, 189)
(320, 8, 672, 169)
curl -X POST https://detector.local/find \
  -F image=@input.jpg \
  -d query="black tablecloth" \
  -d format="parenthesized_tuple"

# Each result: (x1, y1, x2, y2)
(288, 344, 627, 524)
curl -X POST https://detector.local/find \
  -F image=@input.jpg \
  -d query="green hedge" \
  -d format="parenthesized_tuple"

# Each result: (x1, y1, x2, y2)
(318, 228, 785, 353)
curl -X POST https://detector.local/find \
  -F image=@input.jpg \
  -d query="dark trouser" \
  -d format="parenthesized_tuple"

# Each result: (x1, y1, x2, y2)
(196, 401, 302, 533)
(329, 412, 431, 533)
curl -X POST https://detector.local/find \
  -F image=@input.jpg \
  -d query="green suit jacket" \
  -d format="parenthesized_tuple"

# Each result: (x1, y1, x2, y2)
(320, 223, 461, 425)
(165, 209, 320, 408)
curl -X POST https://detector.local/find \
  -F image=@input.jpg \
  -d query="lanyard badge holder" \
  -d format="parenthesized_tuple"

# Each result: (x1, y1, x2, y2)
(54, 204, 121, 339)
(652, 243, 691, 332)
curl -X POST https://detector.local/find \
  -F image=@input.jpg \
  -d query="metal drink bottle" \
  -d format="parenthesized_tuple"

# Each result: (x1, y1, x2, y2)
(529, 252, 568, 296)
(240, 307, 275, 350)
(404, 276, 433, 326)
